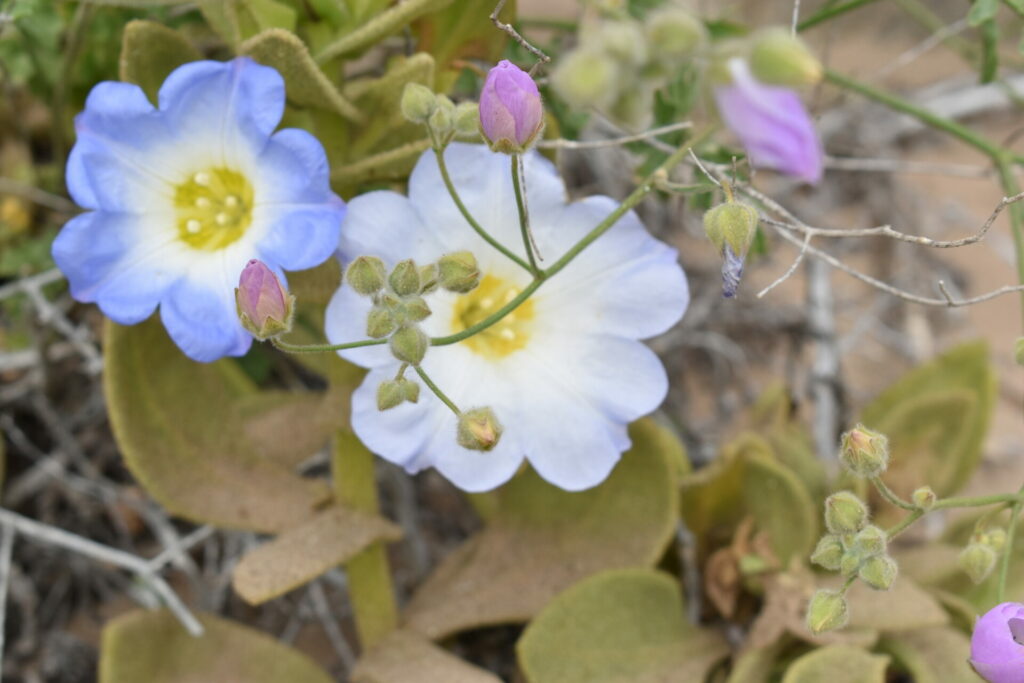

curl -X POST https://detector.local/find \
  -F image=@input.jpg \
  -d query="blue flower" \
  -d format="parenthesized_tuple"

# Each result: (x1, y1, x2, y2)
(53, 57, 344, 362)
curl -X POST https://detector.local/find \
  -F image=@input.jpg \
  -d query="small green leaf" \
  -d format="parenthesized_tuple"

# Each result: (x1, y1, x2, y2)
(412, 0, 514, 77)
(744, 449, 818, 565)
(725, 642, 785, 683)
(781, 645, 889, 683)
(517, 569, 728, 683)
(316, 0, 453, 62)
(402, 420, 681, 639)
(118, 20, 202, 103)
(100, 610, 333, 683)
(241, 29, 363, 123)
(232, 505, 402, 604)
(968, 0, 999, 26)
(859, 342, 995, 502)
(352, 630, 501, 683)
(880, 627, 978, 683)
(104, 317, 338, 532)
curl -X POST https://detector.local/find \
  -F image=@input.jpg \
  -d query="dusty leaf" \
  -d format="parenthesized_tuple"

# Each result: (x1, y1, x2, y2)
(402, 419, 681, 639)
(891, 542, 962, 587)
(517, 568, 728, 683)
(240, 29, 363, 123)
(413, 0, 514, 78)
(781, 645, 889, 683)
(119, 20, 202, 103)
(99, 610, 333, 683)
(823, 574, 949, 632)
(232, 506, 402, 604)
(104, 317, 334, 532)
(859, 342, 995, 501)
(749, 384, 828, 503)
(880, 627, 977, 683)
(725, 642, 786, 683)
(352, 630, 501, 683)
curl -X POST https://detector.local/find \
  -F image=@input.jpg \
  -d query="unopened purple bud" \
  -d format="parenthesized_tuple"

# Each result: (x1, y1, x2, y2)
(721, 244, 745, 298)
(235, 259, 294, 340)
(971, 602, 1024, 682)
(713, 59, 823, 184)
(479, 60, 544, 154)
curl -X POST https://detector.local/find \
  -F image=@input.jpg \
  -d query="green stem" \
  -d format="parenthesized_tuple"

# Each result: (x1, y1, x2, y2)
(271, 336, 386, 354)
(333, 430, 398, 649)
(997, 483, 1024, 602)
(934, 492, 1023, 509)
(995, 159, 1024, 322)
(825, 69, 1003, 157)
(433, 146, 533, 273)
(414, 365, 461, 415)
(887, 509, 924, 541)
(870, 476, 917, 511)
(511, 154, 540, 273)
(797, 0, 883, 31)
(431, 128, 713, 347)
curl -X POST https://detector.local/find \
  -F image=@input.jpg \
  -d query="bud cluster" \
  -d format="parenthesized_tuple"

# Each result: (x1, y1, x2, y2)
(809, 492, 899, 633)
(346, 252, 482, 409)
(959, 527, 1007, 584)
(401, 83, 480, 145)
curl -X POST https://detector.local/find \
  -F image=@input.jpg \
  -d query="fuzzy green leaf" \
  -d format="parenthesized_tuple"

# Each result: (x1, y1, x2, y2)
(316, 0, 452, 62)
(118, 20, 202, 103)
(781, 645, 889, 683)
(517, 569, 728, 683)
(859, 342, 995, 501)
(104, 317, 344, 532)
(880, 627, 978, 683)
(402, 420, 682, 639)
(99, 610, 333, 683)
(352, 630, 501, 683)
(413, 0, 514, 77)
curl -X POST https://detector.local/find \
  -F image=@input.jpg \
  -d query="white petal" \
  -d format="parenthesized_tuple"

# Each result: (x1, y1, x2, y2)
(324, 279, 396, 369)
(337, 191, 446, 265)
(350, 369, 441, 465)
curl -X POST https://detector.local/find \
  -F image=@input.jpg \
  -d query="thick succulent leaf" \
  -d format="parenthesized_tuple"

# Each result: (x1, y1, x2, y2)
(99, 610, 333, 683)
(232, 505, 402, 604)
(750, 384, 828, 502)
(780, 645, 889, 683)
(823, 575, 949, 632)
(880, 627, 978, 683)
(402, 419, 682, 639)
(316, 0, 452, 62)
(104, 317, 337, 532)
(352, 630, 501, 683)
(725, 643, 785, 683)
(516, 568, 729, 683)
(240, 29, 363, 123)
(858, 342, 995, 500)
(119, 20, 202, 103)
(681, 434, 816, 565)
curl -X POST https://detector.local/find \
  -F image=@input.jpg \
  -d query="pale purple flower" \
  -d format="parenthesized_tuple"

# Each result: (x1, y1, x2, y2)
(479, 60, 543, 153)
(721, 244, 744, 298)
(235, 259, 292, 339)
(714, 58, 823, 184)
(971, 602, 1024, 682)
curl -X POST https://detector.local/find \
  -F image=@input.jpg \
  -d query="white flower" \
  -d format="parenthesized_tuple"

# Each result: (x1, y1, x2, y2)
(325, 143, 688, 492)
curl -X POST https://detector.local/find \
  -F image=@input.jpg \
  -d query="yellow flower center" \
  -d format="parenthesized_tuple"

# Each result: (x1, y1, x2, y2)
(174, 168, 253, 250)
(452, 274, 534, 359)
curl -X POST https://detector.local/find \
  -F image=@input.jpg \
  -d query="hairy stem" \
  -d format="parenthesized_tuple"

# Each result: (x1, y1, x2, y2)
(511, 153, 541, 273)
(997, 483, 1024, 603)
(797, 0, 883, 31)
(870, 476, 917, 511)
(271, 337, 386, 354)
(414, 365, 461, 415)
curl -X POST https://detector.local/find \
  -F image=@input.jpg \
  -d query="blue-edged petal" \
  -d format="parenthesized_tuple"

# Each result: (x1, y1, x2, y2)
(254, 128, 336, 205)
(67, 81, 176, 211)
(159, 277, 253, 362)
(255, 201, 344, 271)
(158, 58, 285, 163)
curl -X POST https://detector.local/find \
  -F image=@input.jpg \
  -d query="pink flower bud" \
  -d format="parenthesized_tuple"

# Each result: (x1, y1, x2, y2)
(713, 58, 823, 184)
(971, 602, 1024, 682)
(479, 60, 544, 153)
(235, 259, 294, 340)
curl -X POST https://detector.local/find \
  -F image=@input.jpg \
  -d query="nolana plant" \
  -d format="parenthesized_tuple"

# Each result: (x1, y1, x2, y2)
(2, 0, 1024, 681)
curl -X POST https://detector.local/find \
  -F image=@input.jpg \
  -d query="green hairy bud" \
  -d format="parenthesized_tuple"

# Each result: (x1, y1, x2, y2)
(429, 95, 455, 136)
(454, 102, 481, 139)
(810, 534, 844, 571)
(550, 49, 619, 110)
(645, 7, 707, 62)
(852, 525, 887, 558)
(858, 555, 897, 590)
(419, 263, 440, 294)
(400, 82, 437, 124)
(749, 27, 823, 87)
(389, 325, 428, 365)
(588, 19, 647, 67)
(347, 256, 387, 296)
(824, 491, 869, 535)
(389, 259, 421, 297)
(911, 486, 936, 511)
(959, 543, 998, 584)
(438, 251, 481, 293)
(839, 550, 861, 577)
(982, 528, 1007, 553)
(376, 377, 420, 411)
(703, 201, 758, 258)
(366, 306, 397, 339)
(457, 407, 503, 451)
(806, 589, 849, 634)
(838, 424, 889, 477)
(400, 296, 432, 323)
